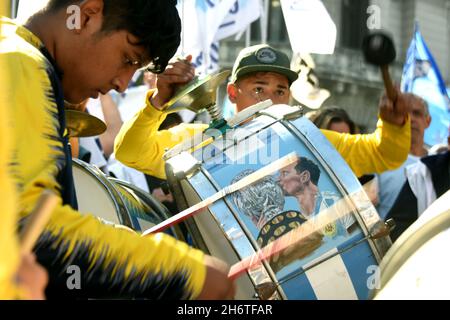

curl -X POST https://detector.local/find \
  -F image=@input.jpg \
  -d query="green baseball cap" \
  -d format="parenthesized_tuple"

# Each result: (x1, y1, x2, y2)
(230, 44, 299, 85)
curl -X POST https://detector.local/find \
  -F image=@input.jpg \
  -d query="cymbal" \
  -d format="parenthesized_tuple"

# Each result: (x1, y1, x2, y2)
(163, 70, 231, 114)
(65, 110, 107, 137)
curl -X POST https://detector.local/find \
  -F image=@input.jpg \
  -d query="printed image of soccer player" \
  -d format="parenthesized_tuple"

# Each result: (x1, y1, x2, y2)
(278, 156, 356, 238)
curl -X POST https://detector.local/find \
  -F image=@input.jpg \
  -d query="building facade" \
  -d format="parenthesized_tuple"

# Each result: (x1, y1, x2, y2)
(220, 0, 450, 132)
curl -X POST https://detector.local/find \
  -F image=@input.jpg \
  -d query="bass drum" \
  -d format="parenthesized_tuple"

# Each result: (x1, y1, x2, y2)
(165, 104, 391, 300)
(72, 158, 184, 240)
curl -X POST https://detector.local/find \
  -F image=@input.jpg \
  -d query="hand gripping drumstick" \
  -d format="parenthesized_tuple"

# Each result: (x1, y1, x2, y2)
(228, 186, 393, 282)
(142, 152, 298, 236)
(20, 190, 59, 255)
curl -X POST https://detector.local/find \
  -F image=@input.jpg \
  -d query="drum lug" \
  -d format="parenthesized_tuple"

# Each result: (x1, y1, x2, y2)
(226, 99, 273, 128)
(283, 106, 304, 121)
(254, 282, 278, 300)
(166, 152, 202, 179)
(173, 163, 201, 180)
(370, 218, 396, 239)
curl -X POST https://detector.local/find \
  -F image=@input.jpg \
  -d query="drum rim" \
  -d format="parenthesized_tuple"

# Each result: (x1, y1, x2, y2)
(72, 158, 133, 227)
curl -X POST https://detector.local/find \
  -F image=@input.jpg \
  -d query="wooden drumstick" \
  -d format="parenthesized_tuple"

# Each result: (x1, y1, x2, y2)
(142, 152, 299, 236)
(380, 66, 397, 102)
(20, 190, 59, 255)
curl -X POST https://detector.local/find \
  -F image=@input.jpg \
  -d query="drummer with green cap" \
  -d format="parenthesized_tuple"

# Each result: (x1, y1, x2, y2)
(114, 44, 411, 181)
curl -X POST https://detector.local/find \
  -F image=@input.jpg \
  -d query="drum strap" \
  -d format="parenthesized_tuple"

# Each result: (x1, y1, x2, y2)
(39, 46, 78, 209)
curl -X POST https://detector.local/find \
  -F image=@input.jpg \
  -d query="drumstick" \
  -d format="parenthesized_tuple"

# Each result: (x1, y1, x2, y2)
(228, 186, 389, 281)
(20, 190, 59, 255)
(142, 152, 299, 236)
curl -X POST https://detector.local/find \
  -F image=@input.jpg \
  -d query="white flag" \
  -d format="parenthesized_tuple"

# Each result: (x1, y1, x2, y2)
(280, 0, 336, 55)
(177, 0, 236, 73)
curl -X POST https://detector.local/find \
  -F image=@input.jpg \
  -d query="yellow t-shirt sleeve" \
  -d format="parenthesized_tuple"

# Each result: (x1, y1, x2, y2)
(0, 33, 21, 299)
(35, 199, 207, 299)
(114, 90, 207, 179)
(321, 116, 411, 177)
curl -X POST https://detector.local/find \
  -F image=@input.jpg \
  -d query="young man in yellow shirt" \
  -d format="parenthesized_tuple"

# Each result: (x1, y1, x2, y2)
(0, 3, 48, 301)
(1, 0, 234, 299)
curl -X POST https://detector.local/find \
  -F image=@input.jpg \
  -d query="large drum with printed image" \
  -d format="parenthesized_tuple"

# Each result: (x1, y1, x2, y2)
(165, 103, 392, 300)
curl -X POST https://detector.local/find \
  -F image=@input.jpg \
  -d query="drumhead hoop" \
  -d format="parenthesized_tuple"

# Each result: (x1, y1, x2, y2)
(72, 158, 132, 227)
(375, 191, 450, 296)
(109, 178, 187, 241)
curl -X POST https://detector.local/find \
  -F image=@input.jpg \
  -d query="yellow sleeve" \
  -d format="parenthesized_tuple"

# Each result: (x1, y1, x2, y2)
(321, 117, 411, 177)
(34, 197, 207, 299)
(3, 20, 206, 299)
(0, 51, 21, 300)
(114, 90, 208, 179)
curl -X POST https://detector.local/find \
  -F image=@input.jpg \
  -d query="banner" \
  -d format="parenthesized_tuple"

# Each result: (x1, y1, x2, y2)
(401, 23, 450, 146)
(280, 0, 336, 55)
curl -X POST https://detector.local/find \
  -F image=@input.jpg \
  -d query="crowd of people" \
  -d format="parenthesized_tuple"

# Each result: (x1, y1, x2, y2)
(1, 0, 448, 300)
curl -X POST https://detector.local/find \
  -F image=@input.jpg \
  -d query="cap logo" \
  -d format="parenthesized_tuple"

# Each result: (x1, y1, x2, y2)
(256, 48, 277, 64)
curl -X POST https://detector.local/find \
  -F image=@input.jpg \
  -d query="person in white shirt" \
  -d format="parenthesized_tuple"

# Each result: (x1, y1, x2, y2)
(376, 94, 431, 219)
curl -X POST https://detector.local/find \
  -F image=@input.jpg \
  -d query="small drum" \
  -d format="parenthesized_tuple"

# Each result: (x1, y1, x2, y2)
(165, 104, 391, 300)
(72, 159, 183, 239)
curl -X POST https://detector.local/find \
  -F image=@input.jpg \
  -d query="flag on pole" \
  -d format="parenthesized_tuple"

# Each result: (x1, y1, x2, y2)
(280, 0, 336, 55)
(401, 23, 450, 147)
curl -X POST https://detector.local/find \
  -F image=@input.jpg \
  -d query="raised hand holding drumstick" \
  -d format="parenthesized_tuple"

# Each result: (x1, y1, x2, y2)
(16, 190, 58, 300)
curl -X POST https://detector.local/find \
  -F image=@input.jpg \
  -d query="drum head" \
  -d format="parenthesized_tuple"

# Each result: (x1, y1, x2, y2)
(72, 159, 123, 225)
(374, 191, 450, 299)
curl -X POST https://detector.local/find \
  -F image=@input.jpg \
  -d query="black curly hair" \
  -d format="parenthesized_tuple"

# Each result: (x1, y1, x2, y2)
(295, 157, 321, 186)
(45, 0, 181, 73)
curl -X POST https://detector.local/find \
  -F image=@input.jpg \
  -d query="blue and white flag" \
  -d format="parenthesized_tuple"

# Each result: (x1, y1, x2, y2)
(215, 0, 261, 41)
(401, 23, 450, 146)
(177, 0, 261, 74)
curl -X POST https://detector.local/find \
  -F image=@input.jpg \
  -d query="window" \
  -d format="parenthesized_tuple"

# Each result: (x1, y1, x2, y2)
(341, 0, 369, 49)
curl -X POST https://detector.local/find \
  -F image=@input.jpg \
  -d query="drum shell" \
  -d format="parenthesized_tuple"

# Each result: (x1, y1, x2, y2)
(166, 109, 390, 300)
(72, 159, 183, 240)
